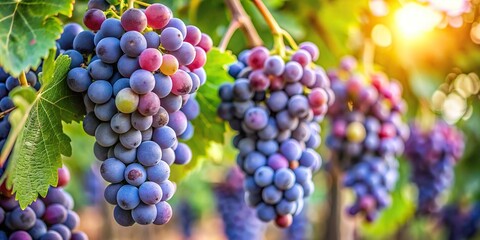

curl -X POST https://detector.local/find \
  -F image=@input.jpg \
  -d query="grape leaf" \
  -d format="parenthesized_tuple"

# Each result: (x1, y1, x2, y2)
(170, 48, 236, 182)
(0, 0, 74, 77)
(2, 52, 85, 208)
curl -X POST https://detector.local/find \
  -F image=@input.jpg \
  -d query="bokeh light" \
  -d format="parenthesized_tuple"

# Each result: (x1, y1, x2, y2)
(371, 24, 392, 47)
(395, 3, 442, 39)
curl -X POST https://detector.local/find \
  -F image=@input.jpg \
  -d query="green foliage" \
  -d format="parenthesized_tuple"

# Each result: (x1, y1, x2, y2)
(2, 52, 84, 208)
(0, 0, 74, 77)
(170, 48, 236, 182)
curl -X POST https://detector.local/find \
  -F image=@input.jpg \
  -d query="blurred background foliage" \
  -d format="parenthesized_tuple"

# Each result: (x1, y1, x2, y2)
(62, 0, 480, 239)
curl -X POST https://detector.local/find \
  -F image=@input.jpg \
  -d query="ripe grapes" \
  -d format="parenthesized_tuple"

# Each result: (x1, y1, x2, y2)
(217, 43, 332, 227)
(213, 168, 266, 239)
(405, 120, 464, 214)
(68, 1, 211, 226)
(0, 167, 88, 239)
(326, 56, 409, 221)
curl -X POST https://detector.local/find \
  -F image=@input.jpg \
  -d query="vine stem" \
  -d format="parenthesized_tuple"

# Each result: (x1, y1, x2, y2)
(0, 107, 15, 119)
(251, 0, 285, 56)
(222, 0, 263, 50)
(18, 71, 28, 86)
(218, 20, 241, 52)
(128, 0, 134, 9)
(134, 0, 150, 7)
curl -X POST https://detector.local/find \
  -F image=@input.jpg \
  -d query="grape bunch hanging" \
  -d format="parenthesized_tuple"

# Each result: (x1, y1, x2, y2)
(405, 120, 464, 214)
(326, 56, 409, 221)
(66, 1, 211, 226)
(0, 167, 88, 240)
(217, 43, 333, 227)
(213, 167, 266, 240)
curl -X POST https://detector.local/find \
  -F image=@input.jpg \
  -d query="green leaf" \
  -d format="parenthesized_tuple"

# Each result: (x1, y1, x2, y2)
(0, 0, 74, 77)
(170, 48, 236, 182)
(2, 52, 85, 208)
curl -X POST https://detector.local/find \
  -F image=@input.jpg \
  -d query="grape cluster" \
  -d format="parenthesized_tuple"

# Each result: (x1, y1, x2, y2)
(282, 203, 311, 240)
(405, 120, 464, 214)
(441, 202, 480, 240)
(217, 43, 332, 227)
(66, 2, 211, 226)
(213, 167, 266, 240)
(177, 199, 198, 239)
(0, 167, 88, 240)
(326, 56, 409, 221)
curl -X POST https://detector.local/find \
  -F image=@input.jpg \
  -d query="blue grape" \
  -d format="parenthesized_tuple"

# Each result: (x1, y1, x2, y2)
(120, 31, 147, 57)
(274, 168, 296, 190)
(174, 143, 192, 165)
(254, 166, 274, 187)
(87, 80, 112, 104)
(63, 50, 83, 69)
(146, 160, 170, 184)
(113, 206, 134, 226)
(67, 67, 91, 93)
(116, 185, 140, 210)
(100, 158, 126, 183)
(132, 203, 157, 225)
(110, 113, 131, 134)
(144, 31, 160, 48)
(95, 122, 118, 147)
(152, 73, 172, 99)
(94, 98, 117, 121)
(137, 141, 162, 166)
(104, 183, 123, 205)
(113, 78, 131, 96)
(117, 54, 140, 78)
(58, 23, 83, 50)
(160, 27, 183, 51)
(161, 148, 175, 165)
(43, 204, 68, 225)
(8, 207, 36, 230)
(159, 181, 175, 201)
(130, 69, 155, 94)
(88, 60, 113, 80)
(73, 31, 95, 54)
(50, 224, 71, 240)
(256, 203, 276, 222)
(28, 220, 47, 239)
(153, 202, 172, 225)
(119, 129, 142, 149)
(276, 200, 296, 215)
(152, 126, 177, 149)
(138, 181, 163, 205)
(99, 18, 124, 38)
(124, 163, 147, 186)
(131, 111, 153, 131)
(243, 152, 267, 174)
(96, 37, 122, 63)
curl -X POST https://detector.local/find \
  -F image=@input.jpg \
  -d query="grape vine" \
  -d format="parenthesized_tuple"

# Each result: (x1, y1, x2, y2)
(65, 1, 212, 226)
(326, 56, 409, 221)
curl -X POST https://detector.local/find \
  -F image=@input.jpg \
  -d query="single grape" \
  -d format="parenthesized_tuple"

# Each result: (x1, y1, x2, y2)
(145, 3, 172, 29)
(83, 9, 105, 31)
(116, 88, 139, 113)
(121, 8, 147, 32)
(124, 163, 147, 186)
(100, 158, 126, 183)
(139, 181, 163, 205)
(120, 31, 147, 57)
(116, 185, 140, 210)
(96, 37, 122, 64)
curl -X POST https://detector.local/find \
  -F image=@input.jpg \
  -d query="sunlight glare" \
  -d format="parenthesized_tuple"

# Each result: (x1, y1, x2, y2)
(395, 3, 442, 39)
